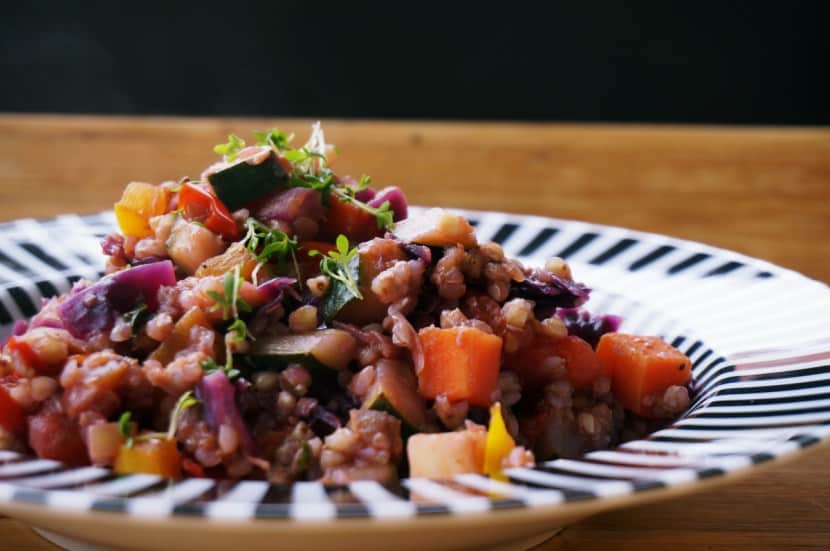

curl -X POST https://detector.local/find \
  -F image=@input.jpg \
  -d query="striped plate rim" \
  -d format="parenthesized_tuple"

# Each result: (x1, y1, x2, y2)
(0, 207, 827, 521)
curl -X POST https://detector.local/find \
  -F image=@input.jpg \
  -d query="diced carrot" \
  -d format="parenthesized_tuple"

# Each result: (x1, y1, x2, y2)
(596, 333, 692, 418)
(181, 457, 206, 478)
(0, 384, 24, 433)
(505, 335, 606, 390)
(114, 438, 182, 477)
(407, 424, 486, 478)
(295, 241, 337, 278)
(320, 196, 382, 243)
(417, 327, 503, 407)
(114, 182, 169, 238)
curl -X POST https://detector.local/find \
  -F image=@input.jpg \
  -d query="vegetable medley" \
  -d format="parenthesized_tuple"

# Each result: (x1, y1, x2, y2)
(0, 125, 693, 483)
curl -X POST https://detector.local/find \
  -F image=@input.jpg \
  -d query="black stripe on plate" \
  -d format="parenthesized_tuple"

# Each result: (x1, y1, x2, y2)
(696, 467, 725, 479)
(7, 286, 38, 317)
(19, 243, 69, 271)
(667, 253, 711, 275)
(705, 391, 830, 407)
(252, 503, 291, 518)
(693, 357, 727, 380)
(35, 280, 60, 299)
(416, 503, 453, 515)
(91, 498, 127, 512)
(490, 498, 526, 511)
(794, 435, 821, 448)
(490, 223, 519, 245)
(749, 365, 830, 382)
(518, 228, 558, 257)
(66, 274, 82, 286)
(704, 261, 744, 278)
(560, 489, 596, 502)
(12, 488, 47, 505)
(718, 379, 830, 396)
(0, 301, 12, 324)
(629, 245, 675, 271)
(693, 405, 830, 418)
(259, 483, 293, 504)
(467, 219, 479, 227)
(632, 479, 667, 492)
(670, 335, 686, 348)
(172, 502, 209, 516)
(674, 421, 822, 431)
(0, 250, 33, 275)
(334, 503, 371, 518)
(537, 464, 631, 482)
(684, 340, 703, 357)
(556, 232, 598, 259)
(692, 349, 713, 368)
(750, 452, 776, 464)
(589, 238, 637, 265)
(756, 271, 774, 279)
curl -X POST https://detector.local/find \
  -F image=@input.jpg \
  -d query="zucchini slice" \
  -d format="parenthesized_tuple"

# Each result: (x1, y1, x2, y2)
(362, 359, 431, 435)
(243, 329, 357, 374)
(208, 149, 288, 210)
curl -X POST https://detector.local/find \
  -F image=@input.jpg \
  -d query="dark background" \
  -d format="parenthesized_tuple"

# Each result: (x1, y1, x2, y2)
(1, 1, 827, 124)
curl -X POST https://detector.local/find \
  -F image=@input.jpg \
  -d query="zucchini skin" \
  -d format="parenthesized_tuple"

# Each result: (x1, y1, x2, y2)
(208, 151, 288, 210)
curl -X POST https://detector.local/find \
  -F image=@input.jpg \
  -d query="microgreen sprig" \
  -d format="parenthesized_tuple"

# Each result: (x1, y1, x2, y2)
(207, 266, 252, 321)
(117, 391, 199, 448)
(310, 235, 362, 300)
(253, 128, 293, 152)
(213, 134, 246, 161)
(242, 218, 299, 266)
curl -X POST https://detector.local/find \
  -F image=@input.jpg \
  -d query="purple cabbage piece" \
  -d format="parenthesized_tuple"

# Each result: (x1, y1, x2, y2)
(196, 371, 258, 457)
(58, 260, 176, 339)
(368, 186, 408, 222)
(513, 268, 591, 311)
(402, 242, 432, 264)
(556, 307, 623, 348)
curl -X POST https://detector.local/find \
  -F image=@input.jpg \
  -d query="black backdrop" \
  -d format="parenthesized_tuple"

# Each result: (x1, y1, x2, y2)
(1, 1, 827, 124)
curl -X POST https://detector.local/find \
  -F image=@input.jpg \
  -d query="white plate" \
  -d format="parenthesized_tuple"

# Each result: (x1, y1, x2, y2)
(0, 208, 828, 551)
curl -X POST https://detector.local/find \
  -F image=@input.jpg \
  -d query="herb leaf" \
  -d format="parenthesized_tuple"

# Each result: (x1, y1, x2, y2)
(118, 411, 135, 449)
(311, 235, 362, 300)
(253, 128, 292, 151)
(213, 134, 246, 161)
(166, 390, 200, 440)
(242, 218, 299, 267)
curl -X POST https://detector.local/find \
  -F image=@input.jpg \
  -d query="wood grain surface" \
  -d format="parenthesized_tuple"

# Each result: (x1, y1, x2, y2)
(0, 114, 828, 550)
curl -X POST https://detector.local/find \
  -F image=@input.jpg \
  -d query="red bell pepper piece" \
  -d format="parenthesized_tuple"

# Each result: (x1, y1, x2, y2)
(178, 183, 239, 240)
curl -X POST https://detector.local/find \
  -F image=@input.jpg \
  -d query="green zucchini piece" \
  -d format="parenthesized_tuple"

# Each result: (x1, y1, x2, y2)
(320, 253, 362, 322)
(362, 360, 431, 435)
(243, 329, 357, 376)
(207, 149, 288, 210)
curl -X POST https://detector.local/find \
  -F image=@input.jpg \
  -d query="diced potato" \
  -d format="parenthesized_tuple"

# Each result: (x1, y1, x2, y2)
(407, 424, 486, 478)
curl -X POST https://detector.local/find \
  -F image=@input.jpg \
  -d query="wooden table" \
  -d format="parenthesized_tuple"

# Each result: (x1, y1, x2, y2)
(0, 115, 828, 550)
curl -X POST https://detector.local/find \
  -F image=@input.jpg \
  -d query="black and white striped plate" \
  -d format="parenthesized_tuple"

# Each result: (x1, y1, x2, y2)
(1, 208, 828, 550)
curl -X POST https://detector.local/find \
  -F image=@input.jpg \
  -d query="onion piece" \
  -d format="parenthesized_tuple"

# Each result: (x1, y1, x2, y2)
(368, 186, 408, 222)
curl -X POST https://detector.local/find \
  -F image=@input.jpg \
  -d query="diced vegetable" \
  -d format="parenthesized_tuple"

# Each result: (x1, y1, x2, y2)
(194, 241, 266, 280)
(208, 148, 288, 211)
(596, 333, 692, 418)
(149, 307, 214, 364)
(167, 218, 227, 275)
(483, 403, 516, 476)
(321, 239, 407, 324)
(114, 182, 170, 238)
(28, 410, 89, 466)
(253, 187, 325, 228)
(245, 329, 357, 373)
(505, 335, 606, 390)
(512, 271, 590, 311)
(0, 384, 24, 433)
(58, 260, 176, 339)
(393, 208, 477, 248)
(196, 371, 257, 457)
(320, 195, 383, 244)
(407, 424, 486, 478)
(555, 307, 622, 348)
(114, 438, 182, 477)
(417, 326, 503, 407)
(178, 182, 239, 240)
(368, 186, 408, 222)
(362, 359, 430, 435)
(86, 422, 125, 466)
